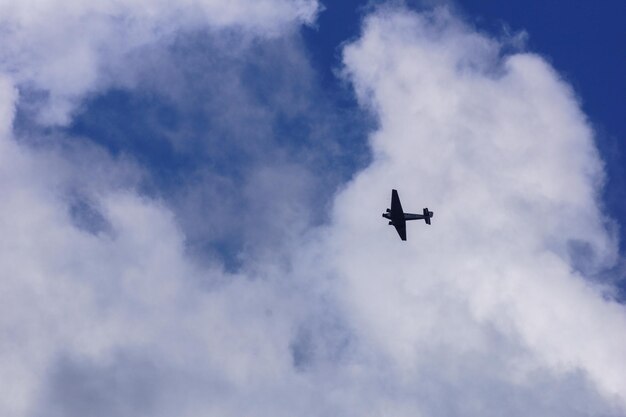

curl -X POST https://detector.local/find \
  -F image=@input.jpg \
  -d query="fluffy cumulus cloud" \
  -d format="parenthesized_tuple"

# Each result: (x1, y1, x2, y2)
(1, 2, 625, 417)
(335, 7, 626, 414)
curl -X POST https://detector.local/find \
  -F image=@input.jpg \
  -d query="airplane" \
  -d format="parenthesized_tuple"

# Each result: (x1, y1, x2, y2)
(382, 189, 433, 241)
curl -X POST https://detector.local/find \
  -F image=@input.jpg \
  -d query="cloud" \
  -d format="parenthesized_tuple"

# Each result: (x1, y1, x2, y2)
(0, 1, 323, 415)
(334, 5, 626, 412)
(58, 28, 369, 268)
(0, 2, 625, 417)
(0, 0, 319, 124)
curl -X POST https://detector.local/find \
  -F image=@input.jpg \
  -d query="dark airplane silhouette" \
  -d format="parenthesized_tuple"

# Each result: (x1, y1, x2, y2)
(382, 189, 433, 241)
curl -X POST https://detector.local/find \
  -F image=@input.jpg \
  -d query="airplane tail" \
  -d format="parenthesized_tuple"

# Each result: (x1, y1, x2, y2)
(423, 208, 433, 225)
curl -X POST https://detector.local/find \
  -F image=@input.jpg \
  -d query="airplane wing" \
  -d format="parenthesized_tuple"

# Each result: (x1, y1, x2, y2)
(393, 221, 407, 241)
(390, 189, 407, 240)
(391, 189, 403, 216)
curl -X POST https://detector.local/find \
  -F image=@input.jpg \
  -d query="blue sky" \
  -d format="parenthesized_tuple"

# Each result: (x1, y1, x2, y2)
(1, 0, 626, 416)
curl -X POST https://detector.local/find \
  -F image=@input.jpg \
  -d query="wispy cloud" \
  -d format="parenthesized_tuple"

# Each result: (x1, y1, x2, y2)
(0, 0, 319, 124)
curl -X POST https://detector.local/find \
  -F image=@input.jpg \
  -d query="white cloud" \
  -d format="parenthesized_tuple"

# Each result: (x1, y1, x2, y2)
(0, 0, 319, 124)
(0, 2, 624, 417)
(334, 6, 626, 412)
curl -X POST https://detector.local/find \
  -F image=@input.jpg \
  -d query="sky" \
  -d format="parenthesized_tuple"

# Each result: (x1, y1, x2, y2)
(1, 0, 625, 416)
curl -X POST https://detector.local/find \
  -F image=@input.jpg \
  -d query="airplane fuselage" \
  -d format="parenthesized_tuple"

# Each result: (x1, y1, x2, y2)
(399, 213, 425, 221)
(382, 209, 430, 222)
